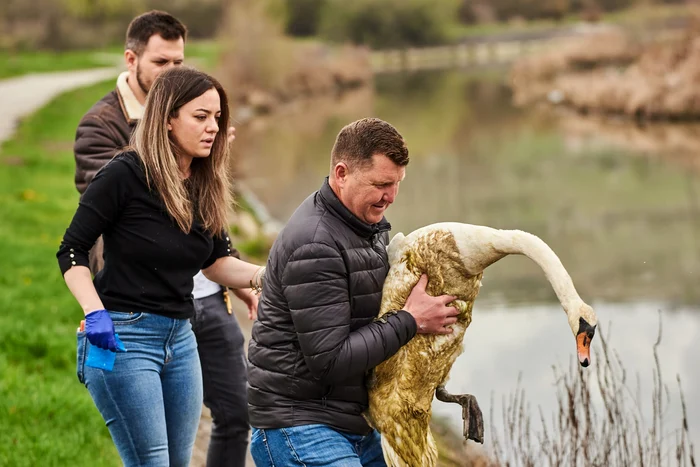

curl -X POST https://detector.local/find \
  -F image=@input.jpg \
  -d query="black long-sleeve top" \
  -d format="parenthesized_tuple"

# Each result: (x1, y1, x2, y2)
(57, 151, 231, 319)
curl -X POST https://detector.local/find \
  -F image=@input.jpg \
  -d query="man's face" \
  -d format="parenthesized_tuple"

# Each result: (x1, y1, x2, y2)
(127, 34, 184, 95)
(335, 154, 406, 225)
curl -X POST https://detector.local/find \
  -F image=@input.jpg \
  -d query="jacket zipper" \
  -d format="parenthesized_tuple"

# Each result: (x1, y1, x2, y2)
(371, 226, 391, 266)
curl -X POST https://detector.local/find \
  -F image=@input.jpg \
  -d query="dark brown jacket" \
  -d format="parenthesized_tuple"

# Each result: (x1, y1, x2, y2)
(73, 73, 141, 272)
(74, 73, 138, 195)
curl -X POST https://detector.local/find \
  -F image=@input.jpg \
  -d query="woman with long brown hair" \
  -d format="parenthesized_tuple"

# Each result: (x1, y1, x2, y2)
(57, 66, 263, 466)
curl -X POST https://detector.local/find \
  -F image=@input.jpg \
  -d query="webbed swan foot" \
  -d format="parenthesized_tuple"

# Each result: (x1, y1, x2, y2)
(435, 386, 484, 444)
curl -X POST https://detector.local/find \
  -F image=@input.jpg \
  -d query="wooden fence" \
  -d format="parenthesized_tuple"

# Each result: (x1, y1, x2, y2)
(370, 27, 685, 73)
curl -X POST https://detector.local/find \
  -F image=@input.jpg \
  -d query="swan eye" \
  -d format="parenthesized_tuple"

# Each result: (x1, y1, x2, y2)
(577, 316, 596, 337)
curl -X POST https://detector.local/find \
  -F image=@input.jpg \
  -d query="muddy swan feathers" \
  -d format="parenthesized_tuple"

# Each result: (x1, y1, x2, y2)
(365, 222, 598, 467)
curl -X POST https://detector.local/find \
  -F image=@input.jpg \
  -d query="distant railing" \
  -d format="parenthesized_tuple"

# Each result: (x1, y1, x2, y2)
(370, 41, 546, 73)
(370, 27, 685, 73)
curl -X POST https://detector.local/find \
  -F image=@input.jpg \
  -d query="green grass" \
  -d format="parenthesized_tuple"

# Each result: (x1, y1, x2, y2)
(0, 49, 119, 79)
(185, 40, 221, 70)
(0, 79, 120, 465)
(236, 236, 273, 263)
(0, 40, 221, 80)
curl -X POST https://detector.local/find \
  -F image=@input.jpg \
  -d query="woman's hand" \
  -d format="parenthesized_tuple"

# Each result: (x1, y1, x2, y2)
(232, 288, 259, 320)
(85, 309, 117, 351)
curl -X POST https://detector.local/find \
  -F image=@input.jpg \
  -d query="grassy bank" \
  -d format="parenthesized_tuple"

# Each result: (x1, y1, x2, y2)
(0, 79, 119, 466)
(0, 50, 118, 79)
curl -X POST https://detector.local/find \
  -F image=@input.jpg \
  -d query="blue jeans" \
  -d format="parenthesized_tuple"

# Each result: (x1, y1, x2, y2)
(250, 424, 387, 466)
(77, 311, 203, 467)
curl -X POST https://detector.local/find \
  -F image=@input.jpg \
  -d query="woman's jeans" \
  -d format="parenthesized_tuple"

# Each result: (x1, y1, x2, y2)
(77, 311, 203, 467)
(250, 424, 387, 466)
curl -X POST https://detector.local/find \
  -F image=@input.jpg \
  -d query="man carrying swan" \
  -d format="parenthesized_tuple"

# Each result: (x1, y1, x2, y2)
(246, 118, 457, 466)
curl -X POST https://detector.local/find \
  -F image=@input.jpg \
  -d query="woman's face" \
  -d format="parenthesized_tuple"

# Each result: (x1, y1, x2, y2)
(168, 88, 221, 160)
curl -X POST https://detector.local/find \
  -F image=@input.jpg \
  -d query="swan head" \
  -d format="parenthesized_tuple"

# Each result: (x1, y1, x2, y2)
(566, 302, 597, 367)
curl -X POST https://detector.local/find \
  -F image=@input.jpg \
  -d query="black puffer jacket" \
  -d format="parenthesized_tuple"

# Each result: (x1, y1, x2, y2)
(248, 178, 417, 434)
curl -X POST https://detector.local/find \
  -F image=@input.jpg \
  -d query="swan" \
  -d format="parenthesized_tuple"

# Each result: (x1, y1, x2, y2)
(365, 222, 598, 467)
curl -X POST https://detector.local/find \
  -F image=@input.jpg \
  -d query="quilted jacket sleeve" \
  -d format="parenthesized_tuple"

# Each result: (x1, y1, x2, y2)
(281, 242, 416, 384)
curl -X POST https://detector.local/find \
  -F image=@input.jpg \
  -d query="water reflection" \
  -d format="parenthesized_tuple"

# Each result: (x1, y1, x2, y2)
(432, 304, 700, 448)
(234, 84, 375, 218)
(237, 67, 700, 450)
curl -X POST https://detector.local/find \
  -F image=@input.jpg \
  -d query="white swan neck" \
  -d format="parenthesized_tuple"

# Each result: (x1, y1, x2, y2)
(494, 229, 582, 309)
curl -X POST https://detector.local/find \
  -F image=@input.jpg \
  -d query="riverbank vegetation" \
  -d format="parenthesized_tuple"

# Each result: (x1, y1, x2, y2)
(436, 316, 696, 466)
(1, 0, 693, 52)
(218, 0, 373, 118)
(489, 317, 696, 466)
(511, 16, 700, 120)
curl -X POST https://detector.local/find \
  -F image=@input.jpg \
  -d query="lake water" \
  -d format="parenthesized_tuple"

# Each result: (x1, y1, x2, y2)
(238, 66, 700, 458)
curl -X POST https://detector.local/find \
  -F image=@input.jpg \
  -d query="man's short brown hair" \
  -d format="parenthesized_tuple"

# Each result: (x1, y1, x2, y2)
(125, 10, 187, 55)
(331, 118, 409, 169)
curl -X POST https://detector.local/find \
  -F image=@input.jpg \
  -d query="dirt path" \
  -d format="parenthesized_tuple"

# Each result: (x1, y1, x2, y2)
(0, 67, 119, 144)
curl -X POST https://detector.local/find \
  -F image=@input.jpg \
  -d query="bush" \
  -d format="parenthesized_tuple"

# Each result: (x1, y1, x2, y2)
(0, 0, 223, 51)
(318, 0, 460, 49)
(284, 0, 325, 36)
(457, 0, 640, 24)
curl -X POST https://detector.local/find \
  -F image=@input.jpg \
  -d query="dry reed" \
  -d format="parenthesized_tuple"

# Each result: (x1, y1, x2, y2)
(510, 18, 700, 119)
(486, 311, 696, 467)
(510, 29, 641, 107)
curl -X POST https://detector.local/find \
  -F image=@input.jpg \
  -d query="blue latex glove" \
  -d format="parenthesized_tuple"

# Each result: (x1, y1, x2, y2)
(85, 309, 117, 351)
